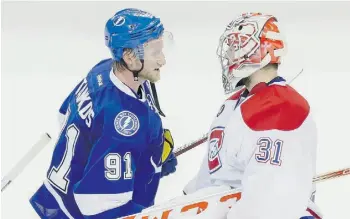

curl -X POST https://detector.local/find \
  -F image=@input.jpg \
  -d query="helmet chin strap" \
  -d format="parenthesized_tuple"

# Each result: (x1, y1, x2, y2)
(121, 59, 145, 81)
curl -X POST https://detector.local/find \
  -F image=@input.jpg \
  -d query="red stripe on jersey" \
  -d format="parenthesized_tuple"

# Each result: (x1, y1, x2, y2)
(307, 207, 322, 219)
(227, 87, 246, 101)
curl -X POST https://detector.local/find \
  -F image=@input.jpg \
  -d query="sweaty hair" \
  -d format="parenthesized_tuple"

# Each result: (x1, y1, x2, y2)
(112, 48, 135, 72)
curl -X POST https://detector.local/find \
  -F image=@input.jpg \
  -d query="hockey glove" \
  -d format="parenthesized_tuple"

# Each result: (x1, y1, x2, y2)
(161, 152, 177, 177)
(161, 129, 177, 177)
(161, 129, 174, 163)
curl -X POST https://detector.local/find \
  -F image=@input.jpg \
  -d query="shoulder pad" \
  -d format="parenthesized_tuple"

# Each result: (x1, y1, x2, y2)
(241, 85, 310, 131)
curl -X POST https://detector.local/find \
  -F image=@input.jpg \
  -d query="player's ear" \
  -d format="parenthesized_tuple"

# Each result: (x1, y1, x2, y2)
(123, 49, 138, 69)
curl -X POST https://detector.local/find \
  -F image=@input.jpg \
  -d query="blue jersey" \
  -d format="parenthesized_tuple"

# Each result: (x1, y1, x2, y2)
(30, 59, 164, 219)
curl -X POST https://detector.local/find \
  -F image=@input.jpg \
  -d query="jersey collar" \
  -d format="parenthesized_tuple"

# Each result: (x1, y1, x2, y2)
(249, 76, 286, 95)
(109, 70, 146, 102)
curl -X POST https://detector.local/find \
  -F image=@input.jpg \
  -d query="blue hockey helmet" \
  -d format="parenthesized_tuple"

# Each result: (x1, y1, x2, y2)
(105, 8, 165, 61)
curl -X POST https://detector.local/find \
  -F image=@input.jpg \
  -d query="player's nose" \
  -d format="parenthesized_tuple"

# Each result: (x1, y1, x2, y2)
(157, 59, 166, 68)
(158, 52, 166, 67)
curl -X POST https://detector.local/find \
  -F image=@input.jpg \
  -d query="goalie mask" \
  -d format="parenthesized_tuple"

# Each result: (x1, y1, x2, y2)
(216, 13, 287, 94)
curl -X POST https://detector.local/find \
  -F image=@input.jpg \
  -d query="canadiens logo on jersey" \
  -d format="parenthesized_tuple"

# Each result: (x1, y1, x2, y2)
(114, 111, 140, 136)
(208, 127, 225, 173)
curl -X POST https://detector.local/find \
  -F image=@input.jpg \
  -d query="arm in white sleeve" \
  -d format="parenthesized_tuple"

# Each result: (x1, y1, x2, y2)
(183, 154, 213, 195)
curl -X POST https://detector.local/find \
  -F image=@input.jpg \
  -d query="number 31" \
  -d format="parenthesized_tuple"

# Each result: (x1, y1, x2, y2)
(255, 137, 283, 166)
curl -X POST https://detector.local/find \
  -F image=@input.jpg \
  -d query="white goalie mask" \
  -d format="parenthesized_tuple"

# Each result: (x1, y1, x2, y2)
(216, 13, 287, 94)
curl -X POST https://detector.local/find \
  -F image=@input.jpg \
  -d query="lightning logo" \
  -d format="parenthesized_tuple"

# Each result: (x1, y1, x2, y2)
(121, 117, 132, 131)
(114, 111, 140, 137)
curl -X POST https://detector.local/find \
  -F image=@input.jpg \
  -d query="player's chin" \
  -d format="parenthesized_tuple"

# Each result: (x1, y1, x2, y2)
(149, 70, 161, 82)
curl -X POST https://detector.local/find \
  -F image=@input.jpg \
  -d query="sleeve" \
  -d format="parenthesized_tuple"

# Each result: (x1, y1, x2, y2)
(227, 117, 317, 219)
(57, 93, 71, 128)
(72, 142, 144, 219)
(57, 79, 85, 127)
(132, 147, 162, 208)
(73, 108, 164, 219)
(183, 154, 212, 195)
(132, 112, 164, 207)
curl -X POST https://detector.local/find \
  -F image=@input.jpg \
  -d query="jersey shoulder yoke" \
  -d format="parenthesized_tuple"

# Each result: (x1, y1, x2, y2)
(241, 85, 310, 131)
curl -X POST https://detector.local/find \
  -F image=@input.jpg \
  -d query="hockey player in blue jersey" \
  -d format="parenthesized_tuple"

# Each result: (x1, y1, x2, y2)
(29, 8, 177, 219)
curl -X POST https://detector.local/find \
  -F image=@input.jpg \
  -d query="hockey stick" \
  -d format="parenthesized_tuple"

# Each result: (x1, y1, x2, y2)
(1, 133, 52, 192)
(313, 167, 350, 183)
(174, 69, 304, 157)
(174, 134, 208, 157)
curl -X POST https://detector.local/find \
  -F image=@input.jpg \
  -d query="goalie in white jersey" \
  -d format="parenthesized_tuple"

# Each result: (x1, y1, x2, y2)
(183, 13, 322, 219)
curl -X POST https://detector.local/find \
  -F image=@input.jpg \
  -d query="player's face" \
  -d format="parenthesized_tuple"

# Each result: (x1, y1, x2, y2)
(138, 37, 166, 82)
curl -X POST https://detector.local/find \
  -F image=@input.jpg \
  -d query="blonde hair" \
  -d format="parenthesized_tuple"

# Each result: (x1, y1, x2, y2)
(112, 48, 136, 72)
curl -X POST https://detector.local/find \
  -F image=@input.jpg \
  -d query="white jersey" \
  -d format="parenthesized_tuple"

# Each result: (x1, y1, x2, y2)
(184, 77, 321, 219)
